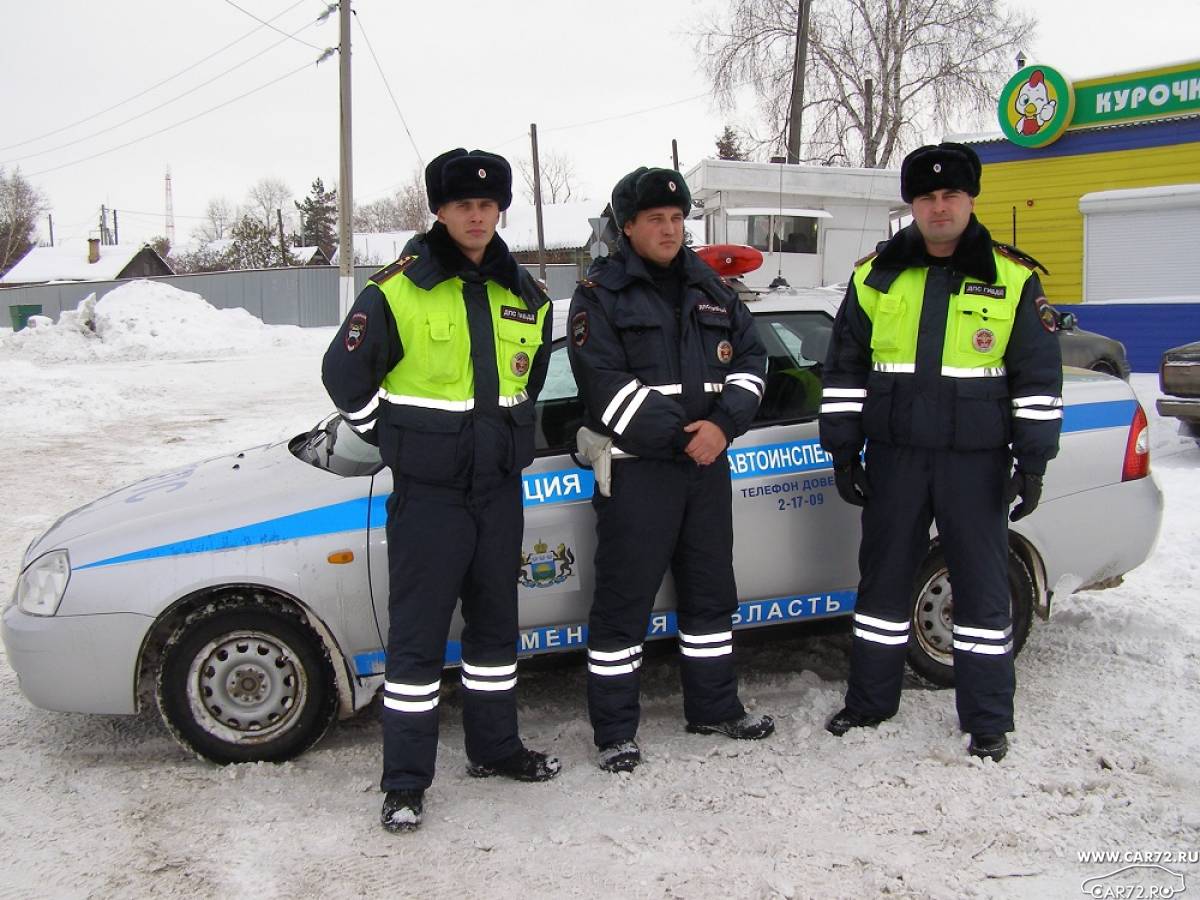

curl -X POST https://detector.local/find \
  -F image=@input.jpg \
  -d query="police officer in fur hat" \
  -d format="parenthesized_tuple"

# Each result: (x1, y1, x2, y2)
(323, 148, 559, 833)
(567, 166, 775, 773)
(819, 142, 1063, 762)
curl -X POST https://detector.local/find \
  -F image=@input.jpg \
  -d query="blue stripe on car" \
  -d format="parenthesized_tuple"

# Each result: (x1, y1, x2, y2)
(78, 400, 1140, 571)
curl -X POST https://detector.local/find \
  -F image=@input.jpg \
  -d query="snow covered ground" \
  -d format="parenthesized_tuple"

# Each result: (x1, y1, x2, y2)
(1, 282, 1197, 899)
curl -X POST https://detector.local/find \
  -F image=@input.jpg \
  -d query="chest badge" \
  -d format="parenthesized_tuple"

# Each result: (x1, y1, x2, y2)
(511, 351, 531, 376)
(716, 340, 734, 364)
(972, 328, 996, 353)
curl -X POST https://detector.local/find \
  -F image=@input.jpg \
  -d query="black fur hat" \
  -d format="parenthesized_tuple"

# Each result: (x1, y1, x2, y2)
(611, 167, 692, 228)
(900, 142, 982, 203)
(425, 148, 513, 213)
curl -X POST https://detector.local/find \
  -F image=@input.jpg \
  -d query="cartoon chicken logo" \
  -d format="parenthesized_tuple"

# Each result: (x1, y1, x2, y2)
(1014, 69, 1057, 136)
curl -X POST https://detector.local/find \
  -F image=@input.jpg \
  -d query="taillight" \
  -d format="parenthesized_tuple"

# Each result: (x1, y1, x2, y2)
(1121, 403, 1150, 481)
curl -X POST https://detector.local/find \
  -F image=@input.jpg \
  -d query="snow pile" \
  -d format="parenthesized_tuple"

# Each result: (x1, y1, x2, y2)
(1, 280, 326, 362)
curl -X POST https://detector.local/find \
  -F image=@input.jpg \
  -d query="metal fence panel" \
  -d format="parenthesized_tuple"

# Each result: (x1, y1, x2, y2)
(3, 261, 583, 330)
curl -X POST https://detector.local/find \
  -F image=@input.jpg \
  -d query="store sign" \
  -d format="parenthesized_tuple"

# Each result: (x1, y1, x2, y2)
(997, 65, 1075, 147)
(1072, 64, 1200, 127)
(997, 61, 1200, 148)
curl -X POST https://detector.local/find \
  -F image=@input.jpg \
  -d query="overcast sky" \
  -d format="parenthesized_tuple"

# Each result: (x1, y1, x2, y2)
(3, 0, 1197, 249)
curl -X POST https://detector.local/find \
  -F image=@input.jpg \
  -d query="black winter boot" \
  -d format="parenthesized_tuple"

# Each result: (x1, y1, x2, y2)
(380, 789, 424, 833)
(686, 712, 776, 740)
(466, 746, 561, 782)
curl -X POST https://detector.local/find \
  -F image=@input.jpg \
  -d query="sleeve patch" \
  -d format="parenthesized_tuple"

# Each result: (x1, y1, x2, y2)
(571, 311, 589, 347)
(1034, 297, 1057, 333)
(345, 312, 368, 351)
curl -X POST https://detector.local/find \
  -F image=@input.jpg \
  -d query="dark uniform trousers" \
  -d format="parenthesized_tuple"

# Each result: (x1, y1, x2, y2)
(587, 455, 746, 746)
(380, 475, 524, 792)
(848, 441, 1015, 734)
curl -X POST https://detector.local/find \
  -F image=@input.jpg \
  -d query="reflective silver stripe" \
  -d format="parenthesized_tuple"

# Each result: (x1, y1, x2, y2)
(384, 679, 441, 695)
(1012, 395, 1063, 408)
(679, 644, 732, 658)
(587, 659, 642, 676)
(383, 696, 439, 713)
(873, 362, 916, 373)
(341, 390, 382, 422)
(729, 372, 764, 389)
(648, 383, 683, 395)
(725, 376, 762, 398)
(854, 613, 909, 632)
(953, 640, 1013, 655)
(601, 379, 641, 426)
(589, 646, 642, 662)
(941, 365, 1007, 378)
(704, 382, 725, 393)
(820, 401, 863, 414)
(823, 387, 867, 399)
(1014, 408, 1063, 421)
(462, 661, 518, 676)
(381, 392, 474, 412)
(612, 446, 635, 459)
(461, 675, 517, 692)
(953, 624, 1011, 640)
(613, 387, 650, 435)
(853, 628, 908, 646)
(349, 418, 377, 434)
(678, 630, 733, 644)
(498, 390, 529, 408)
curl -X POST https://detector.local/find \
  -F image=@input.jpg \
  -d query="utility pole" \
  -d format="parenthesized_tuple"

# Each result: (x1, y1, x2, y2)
(113, 209, 119, 244)
(277, 208, 287, 265)
(671, 139, 680, 172)
(337, 0, 354, 319)
(863, 78, 875, 167)
(529, 123, 547, 282)
(785, 0, 811, 164)
(165, 167, 176, 247)
(47, 214, 54, 247)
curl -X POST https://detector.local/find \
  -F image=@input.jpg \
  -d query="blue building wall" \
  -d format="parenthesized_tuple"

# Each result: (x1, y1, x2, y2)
(1071, 302, 1200, 372)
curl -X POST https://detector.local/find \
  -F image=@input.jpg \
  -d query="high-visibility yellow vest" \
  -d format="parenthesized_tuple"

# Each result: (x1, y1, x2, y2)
(852, 250, 1032, 377)
(373, 273, 547, 410)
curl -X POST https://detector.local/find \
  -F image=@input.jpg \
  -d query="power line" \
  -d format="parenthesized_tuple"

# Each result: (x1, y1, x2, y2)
(2, 16, 327, 167)
(353, 9, 423, 169)
(27, 60, 317, 178)
(222, 0, 325, 51)
(0, 0, 311, 154)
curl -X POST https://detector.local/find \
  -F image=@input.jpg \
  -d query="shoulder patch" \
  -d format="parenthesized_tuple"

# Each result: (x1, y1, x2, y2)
(1034, 296, 1057, 333)
(993, 242, 1048, 275)
(371, 254, 418, 284)
(853, 250, 878, 269)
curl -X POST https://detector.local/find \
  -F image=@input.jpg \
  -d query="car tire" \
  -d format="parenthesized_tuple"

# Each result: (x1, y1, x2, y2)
(906, 546, 1035, 687)
(156, 602, 337, 764)
(1089, 359, 1118, 377)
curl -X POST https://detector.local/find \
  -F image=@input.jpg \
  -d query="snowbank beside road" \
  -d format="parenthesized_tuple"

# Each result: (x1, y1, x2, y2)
(0, 280, 327, 362)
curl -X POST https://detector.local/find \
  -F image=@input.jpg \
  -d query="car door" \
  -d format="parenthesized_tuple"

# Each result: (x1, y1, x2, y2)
(728, 309, 861, 626)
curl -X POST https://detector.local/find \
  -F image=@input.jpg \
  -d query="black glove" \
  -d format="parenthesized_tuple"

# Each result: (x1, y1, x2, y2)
(834, 459, 870, 507)
(1006, 469, 1043, 521)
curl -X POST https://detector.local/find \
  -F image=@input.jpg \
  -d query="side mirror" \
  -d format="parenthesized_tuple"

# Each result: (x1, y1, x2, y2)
(1058, 311, 1077, 330)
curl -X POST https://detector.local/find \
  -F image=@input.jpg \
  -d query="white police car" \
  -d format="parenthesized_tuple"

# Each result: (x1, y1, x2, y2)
(3, 292, 1162, 763)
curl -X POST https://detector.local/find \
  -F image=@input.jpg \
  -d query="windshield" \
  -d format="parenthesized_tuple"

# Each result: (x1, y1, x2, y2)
(289, 413, 382, 477)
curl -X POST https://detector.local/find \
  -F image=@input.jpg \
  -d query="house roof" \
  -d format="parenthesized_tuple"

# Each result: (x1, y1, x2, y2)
(287, 246, 328, 264)
(0, 241, 168, 284)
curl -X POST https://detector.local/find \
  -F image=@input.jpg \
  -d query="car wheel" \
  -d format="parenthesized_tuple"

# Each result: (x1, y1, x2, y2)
(906, 546, 1035, 687)
(156, 603, 337, 764)
(1089, 359, 1118, 376)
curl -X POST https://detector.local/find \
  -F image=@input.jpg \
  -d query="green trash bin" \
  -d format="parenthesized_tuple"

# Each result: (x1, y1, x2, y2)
(8, 304, 42, 331)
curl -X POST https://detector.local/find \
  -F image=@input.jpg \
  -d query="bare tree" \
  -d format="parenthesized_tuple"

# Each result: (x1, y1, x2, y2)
(245, 176, 294, 230)
(355, 169, 430, 232)
(0, 167, 47, 274)
(195, 197, 234, 244)
(697, 0, 1035, 167)
(517, 151, 586, 204)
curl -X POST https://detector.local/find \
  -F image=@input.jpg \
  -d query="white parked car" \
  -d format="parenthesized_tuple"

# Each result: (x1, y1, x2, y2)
(4, 292, 1163, 763)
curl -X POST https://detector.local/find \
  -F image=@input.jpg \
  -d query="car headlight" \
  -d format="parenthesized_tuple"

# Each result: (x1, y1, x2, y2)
(15, 550, 71, 616)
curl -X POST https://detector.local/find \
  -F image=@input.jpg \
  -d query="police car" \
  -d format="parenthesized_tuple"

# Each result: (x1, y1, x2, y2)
(3, 291, 1163, 763)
